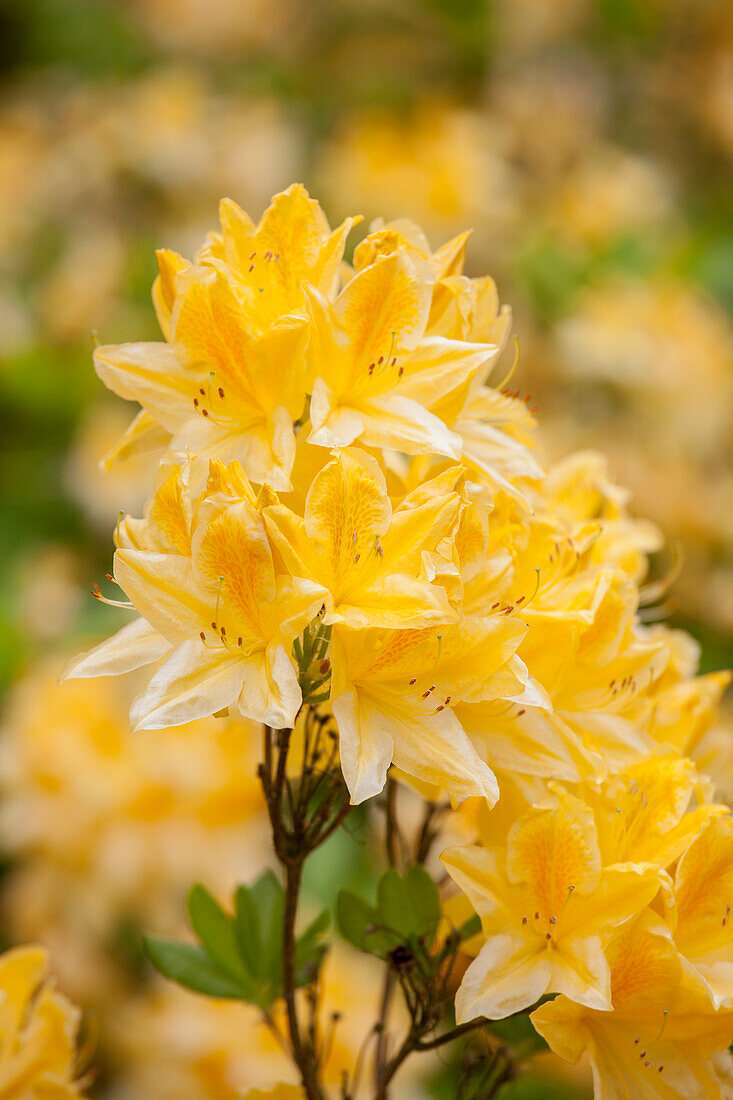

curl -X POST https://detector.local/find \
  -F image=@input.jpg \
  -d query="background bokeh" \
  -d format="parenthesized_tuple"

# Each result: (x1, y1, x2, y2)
(0, 1, 731, 1096)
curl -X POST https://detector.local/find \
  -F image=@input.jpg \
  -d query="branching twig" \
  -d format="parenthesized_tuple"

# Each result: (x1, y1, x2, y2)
(258, 710, 352, 1100)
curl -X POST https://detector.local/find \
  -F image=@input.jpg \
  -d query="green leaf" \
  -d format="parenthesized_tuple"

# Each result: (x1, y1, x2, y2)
(336, 890, 397, 957)
(233, 884, 264, 978)
(458, 913, 482, 940)
(403, 865, 441, 940)
(143, 937, 253, 1000)
(490, 1011, 548, 1055)
(187, 884, 248, 983)
(251, 872, 285, 983)
(377, 865, 441, 943)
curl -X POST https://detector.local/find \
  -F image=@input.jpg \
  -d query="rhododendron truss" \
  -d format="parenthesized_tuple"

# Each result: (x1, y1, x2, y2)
(65, 187, 733, 1100)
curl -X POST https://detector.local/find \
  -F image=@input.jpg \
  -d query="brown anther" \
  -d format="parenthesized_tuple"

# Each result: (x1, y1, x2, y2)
(319, 659, 331, 675)
(199, 388, 206, 396)
(354, 553, 360, 563)
(238, 637, 243, 646)
(640, 1051, 645, 1058)
(202, 409, 209, 417)
(549, 915, 557, 924)
(645, 1062, 650, 1068)
(249, 251, 256, 260)
(504, 604, 515, 614)
(434, 704, 445, 713)
(409, 677, 417, 685)
(200, 631, 206, 641)
(516, 708, 526, 716)
(634, 1038, 640, 1044)
(211, 622, 217, 631)
(398, 366, 404, 377)
(522, 916, 528, 924)
(105, 573, 114, 582)
(218, 387, 225, 399)
(391, 357, 397, 366)
(444, 696, 451, 705)
(545, 932, 552, 940)
(534, 912, 540, 920)
(220, 626, 226, 636)
(368, 364, 375, 375)
(193, 397, 199, 406)
(658, 1067, 663, 1073)
(516, 595, 525, 604)
(378, 356, 384, 364)
(491, 602, 500, 610)
(248, 264, 255, 272)
(609, 679, 616, 688)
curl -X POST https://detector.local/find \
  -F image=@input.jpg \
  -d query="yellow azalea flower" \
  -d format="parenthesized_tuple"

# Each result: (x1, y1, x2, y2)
(665, 815, 733, 1009)
(542, 450, 663, 583)
(66, 462, 326, 730)
(120, 499, 325, 730)
(531, 910, 733, 1100)
(579, 754, 726, 870)
(351, 222, 543, 501)
(305, 246, 498, 457)
(442, 790, 661, 1021)
(329, 615, 531, 804)
(96, 185, 357, 492)
(0, 945, 86, 1097)
(264, 447, 460, 629)
(95, 275, 308, 491)
(515, 570, 668, 777)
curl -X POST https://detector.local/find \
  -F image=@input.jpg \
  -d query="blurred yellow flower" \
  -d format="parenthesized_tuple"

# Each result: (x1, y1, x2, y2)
(0, 945, 86, 1098)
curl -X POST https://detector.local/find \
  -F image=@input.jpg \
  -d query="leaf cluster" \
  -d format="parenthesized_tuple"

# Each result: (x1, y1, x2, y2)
(144, 873, 329, 1010)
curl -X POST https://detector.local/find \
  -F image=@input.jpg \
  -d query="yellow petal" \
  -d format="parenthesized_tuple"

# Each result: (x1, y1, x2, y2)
(455, 933, 551, 1022)
(152, 247, 189, 340)
(336, 248, 433, 367)
(94, 342, 194, 433)
(60, 617, 170, 680)
(114, 550, 211, 643)
(130, 639, 245, 731)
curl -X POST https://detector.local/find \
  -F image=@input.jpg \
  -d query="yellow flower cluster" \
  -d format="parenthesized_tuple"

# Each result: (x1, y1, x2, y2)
(66, 185, 733, 1096)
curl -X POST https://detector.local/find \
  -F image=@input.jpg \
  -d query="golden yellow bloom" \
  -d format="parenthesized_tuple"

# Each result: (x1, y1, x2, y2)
(305, 247, 497, 457)
(0, 946, 86, 1097)
(532, 911, 733, 1099)
(665, 815, 733, 1010)
(264, 448, 460, 629)
(96, 186, 357, 492)
(442, 790, 661, 1020)
(330, 614, 530, 804)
